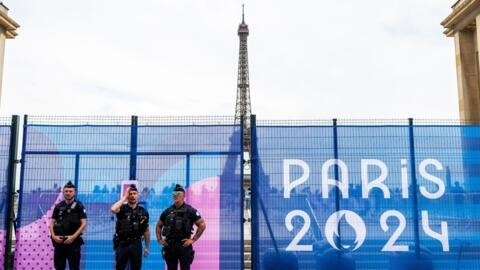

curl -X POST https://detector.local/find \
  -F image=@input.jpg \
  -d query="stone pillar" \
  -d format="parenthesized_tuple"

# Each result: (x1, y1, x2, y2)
(442, 0, 480, 123)
(454, 29, 479, 122)
(442, 1, 480, 191)
(0, 3, 19, 107)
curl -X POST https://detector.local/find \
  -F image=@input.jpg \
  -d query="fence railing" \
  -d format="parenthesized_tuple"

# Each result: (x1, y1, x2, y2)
(0, 116, 478, 269)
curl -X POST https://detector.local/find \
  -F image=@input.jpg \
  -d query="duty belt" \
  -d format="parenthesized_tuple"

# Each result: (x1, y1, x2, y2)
(166, 238, 185, 244)
(119, 237, 141, 242)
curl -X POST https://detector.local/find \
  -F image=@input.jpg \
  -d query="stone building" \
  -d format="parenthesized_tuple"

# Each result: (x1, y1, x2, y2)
(0, 3, 19, 106)
(442, 0, 480, 123)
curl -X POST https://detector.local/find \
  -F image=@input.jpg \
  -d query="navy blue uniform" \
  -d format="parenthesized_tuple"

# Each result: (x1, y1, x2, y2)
(159, 203, 201, 270)
(51, 200, 87, 270)
(114, 204, 149, 270)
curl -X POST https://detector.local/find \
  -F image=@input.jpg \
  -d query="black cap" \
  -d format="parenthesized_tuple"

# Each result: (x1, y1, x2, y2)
(129, 184, 138, 192)
(174, 184, 185, 193)
(64, 181, 75, 188)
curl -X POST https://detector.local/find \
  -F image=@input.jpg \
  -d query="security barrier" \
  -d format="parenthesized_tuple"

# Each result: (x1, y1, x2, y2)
(0, 116, 15, 270)
(12, 115, 244, 270)
(0, 116, 479, 269)
(251, 119, 480, 270)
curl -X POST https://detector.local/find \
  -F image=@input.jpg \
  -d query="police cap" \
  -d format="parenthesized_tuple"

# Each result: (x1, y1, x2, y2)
(174, 184, 185, 193)
(64, 181, 75, 188)
(129, 184, 138, 192)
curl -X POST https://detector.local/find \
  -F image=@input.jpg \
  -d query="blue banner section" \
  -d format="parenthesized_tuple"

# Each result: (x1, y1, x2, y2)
(252, 124, 480, 270)
(0, 124, 11, 267)
(15, 122, 243, 270)
(0, 125, 11, 228)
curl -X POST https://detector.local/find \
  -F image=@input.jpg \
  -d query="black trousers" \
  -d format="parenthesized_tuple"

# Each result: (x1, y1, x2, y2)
(162, 240, 194, 270)
(53, 242, 82, 270)
(115, 239, 143, 270)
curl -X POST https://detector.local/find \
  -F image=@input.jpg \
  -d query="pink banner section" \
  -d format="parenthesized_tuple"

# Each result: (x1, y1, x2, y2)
(14, 192, 61, 270)
(185, 177, 220, 270)
(0, 229, 5, 268)
(12, 177, 221, 270)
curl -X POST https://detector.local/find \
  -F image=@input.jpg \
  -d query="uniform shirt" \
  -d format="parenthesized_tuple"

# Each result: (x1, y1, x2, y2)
(159, 203, 201, 240)
(115, 204, 149, 239)
(51, 200, 87, 236)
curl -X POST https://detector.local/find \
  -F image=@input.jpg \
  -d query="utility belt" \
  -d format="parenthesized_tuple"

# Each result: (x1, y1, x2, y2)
(118, 236, 141, 242)
(113, 234, 140, 250)
(166, 238, 184, 244)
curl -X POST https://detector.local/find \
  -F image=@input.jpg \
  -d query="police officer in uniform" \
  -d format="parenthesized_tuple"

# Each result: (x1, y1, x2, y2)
(111, 184, 150, 270)
(49, 181, 87, 270)
(156, 184, 206, 270)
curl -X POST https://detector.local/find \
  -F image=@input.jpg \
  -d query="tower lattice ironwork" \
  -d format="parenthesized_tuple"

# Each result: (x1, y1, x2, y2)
(235, 5, 251, 155)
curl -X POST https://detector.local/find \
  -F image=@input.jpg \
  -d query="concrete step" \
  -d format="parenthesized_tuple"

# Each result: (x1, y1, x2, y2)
(244, 238, 252, 270)
(244, 260, 251, 269)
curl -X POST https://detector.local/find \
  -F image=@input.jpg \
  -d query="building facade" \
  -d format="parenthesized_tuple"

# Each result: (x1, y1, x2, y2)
(0, 3, 18, 107)
(442, 0, 480, 123)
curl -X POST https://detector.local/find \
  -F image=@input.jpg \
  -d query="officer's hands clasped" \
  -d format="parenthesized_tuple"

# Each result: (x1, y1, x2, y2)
(52, 235, 76, 245)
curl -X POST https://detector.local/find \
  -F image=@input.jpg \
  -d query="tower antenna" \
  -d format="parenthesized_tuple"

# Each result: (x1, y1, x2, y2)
(242, 4, 245, 23)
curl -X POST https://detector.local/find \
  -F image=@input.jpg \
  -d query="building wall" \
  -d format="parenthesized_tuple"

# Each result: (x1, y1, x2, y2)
(442, 0, 480, 123)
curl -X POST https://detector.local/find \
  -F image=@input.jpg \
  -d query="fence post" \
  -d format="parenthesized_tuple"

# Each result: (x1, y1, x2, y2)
(388, 118, 433, 270)
(408, 118, 421, 256)
(5, 115, 20, 270)
(332, 119, 341, 243)
(130, 115, 138, 180)
(250, 114, 258, 270)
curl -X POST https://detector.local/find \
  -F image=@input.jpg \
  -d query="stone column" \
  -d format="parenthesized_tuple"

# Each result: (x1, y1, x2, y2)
(442, 1, 480, 190)
(454, 28, 479, 122)
(0, 3, 19, 107)
(442, 0, 480, 123)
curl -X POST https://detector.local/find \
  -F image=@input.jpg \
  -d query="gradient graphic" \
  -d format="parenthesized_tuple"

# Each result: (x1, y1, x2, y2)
(15, 122, 243, 269)
(14, 193, 61, 270)
(253, 124, 480, 270)
(14, 179, 221, 270)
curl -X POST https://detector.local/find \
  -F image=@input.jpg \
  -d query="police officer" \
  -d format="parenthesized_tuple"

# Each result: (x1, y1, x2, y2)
(111, 184, 150, 270)
(156, 184, 206, 270)
(49, 181, 87, 270)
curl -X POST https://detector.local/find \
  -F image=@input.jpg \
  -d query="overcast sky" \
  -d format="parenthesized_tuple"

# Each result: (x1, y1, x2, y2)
(0, 0, 459, 120)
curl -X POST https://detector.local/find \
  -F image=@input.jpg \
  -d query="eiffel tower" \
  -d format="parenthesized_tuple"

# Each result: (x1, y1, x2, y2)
(234, 5, 253, 269)
(234, 5, 252, 159)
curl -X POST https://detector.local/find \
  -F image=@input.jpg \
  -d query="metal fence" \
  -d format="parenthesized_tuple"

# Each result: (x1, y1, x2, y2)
(12, 115, 244, 270)
(0, 116, 478, 270)
(252, 118, 480, 270)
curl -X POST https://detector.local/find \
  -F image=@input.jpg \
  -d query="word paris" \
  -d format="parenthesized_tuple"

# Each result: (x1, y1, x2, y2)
(283, 158, 445, 199)
(282, 158, 450, 253)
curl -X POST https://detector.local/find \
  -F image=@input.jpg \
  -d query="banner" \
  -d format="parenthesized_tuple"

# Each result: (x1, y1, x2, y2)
(0, 124, 12, 269)
(15, 121, 244, 270)
(253, 124, 480, 270)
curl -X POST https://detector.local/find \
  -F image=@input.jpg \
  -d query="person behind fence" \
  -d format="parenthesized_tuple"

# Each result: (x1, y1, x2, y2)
(156, 184, 206, 270)
(111, 184, 150, 270)
(49, 181, 87, 270)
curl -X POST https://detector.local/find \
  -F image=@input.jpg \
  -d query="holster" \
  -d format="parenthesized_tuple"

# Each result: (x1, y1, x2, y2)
(113, 234, 120, 250)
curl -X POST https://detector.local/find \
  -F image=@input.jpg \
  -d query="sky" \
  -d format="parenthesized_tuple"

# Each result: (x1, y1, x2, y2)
(0, 0, 460, 120)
